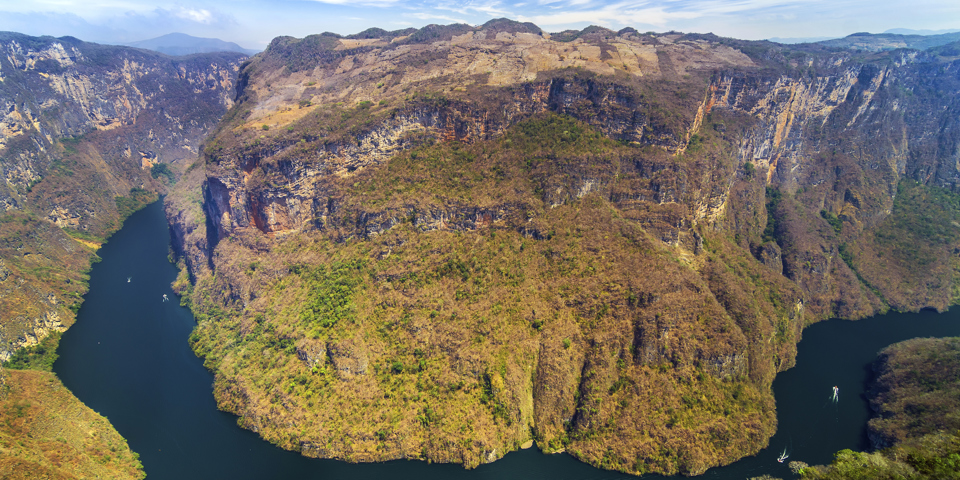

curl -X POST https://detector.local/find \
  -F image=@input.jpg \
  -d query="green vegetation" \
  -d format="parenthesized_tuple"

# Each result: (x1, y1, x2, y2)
(150, 162, 176, 183)
(798, 338, 960, 479)
(762, 187, 783, 244)
(868, 337, 960, 446)
(114, 187, 157, 220)
(295, 260, 365, 337)
(820, 210, 842, 234)
(2, 332, 61, 371)
(801, 438, 960, 479)
(62, 227, 105, 245)
(873, 181, 960, 268)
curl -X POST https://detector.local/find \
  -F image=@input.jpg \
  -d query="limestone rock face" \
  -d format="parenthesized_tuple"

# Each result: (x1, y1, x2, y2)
(0, 31, 245, 358)
(295, 338, 327, 369)
(168, 21, 960, 477)
(758, 242, 783, 274)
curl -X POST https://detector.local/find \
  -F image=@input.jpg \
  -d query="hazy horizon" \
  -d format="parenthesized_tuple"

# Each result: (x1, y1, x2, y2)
(0, 0, 957, 50)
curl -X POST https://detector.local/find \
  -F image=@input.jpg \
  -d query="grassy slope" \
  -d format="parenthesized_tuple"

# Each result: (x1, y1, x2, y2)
(185, 114, 802, 475)
(0, 369, 144, 480)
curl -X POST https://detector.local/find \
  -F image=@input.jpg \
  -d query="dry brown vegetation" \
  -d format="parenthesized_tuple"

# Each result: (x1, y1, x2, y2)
(169, 21, 960, 477)
(0, 368, 144, 479)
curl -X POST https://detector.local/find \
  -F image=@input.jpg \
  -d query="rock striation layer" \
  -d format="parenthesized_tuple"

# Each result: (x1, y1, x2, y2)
(168, 21, 960, 475)
(0, 32, 245, 359)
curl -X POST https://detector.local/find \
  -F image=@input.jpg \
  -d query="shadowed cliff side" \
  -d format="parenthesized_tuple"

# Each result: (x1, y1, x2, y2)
(168, 20, 960, 476)
(0, 32, 245, 360)
(0, 31, 244, 476)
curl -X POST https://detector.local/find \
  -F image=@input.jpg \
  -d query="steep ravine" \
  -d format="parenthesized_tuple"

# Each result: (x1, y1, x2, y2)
(0, 32, 245, 477)
(168, 21, 960, 476)
(0, 32, 245, 359)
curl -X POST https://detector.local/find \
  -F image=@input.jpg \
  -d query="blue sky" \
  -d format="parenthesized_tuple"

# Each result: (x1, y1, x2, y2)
(0, 0, 957, 49)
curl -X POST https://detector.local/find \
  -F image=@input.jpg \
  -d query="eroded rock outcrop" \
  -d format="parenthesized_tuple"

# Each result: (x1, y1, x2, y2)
(168, 21, 960, 476)
(0, 31, 244, 359)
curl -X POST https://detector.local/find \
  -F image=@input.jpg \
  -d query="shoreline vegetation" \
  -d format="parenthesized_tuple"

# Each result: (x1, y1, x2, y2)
(769, 337, 960, 480)
(169, 19, 960, 476)
(0, 368, 145, 479)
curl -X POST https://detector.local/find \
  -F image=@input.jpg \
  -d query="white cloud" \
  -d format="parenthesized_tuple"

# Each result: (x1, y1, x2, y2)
(429, 0, 514, 19)
(175, 7, 214, 24)
(518, 3, 687, 27)
(306, 0, 406, 5)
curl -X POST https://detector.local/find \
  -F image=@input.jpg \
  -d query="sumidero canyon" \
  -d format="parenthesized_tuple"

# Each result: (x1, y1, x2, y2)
(1, 4, 960, 479)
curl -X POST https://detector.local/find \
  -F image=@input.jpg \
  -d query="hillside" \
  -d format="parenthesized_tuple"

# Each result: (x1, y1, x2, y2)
(126, 33, 258, 56)
(817, 31, 960, 51)
(167, 19, 960, 475)
(0, 367, 145, 479)
(0, 32, 244, 474)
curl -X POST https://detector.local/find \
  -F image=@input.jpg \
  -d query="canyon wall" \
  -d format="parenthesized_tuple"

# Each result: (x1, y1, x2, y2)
(0, 31, 244, 359)
(168, 21, 960, 475)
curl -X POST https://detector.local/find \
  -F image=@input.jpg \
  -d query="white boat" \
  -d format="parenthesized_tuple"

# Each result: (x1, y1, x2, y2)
(777, 448, 789, 463)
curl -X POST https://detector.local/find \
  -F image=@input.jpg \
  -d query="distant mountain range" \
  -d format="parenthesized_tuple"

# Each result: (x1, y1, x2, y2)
(125, 32, 258, 56)
(817, 30, 960, 52)
(769, 28, 960, 51)
(767, 36, 837, 44)
(883, 28, 960, 35)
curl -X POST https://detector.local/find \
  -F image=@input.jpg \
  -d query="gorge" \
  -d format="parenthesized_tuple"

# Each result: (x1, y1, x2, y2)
(2, 19, 960, 478)
(51, 199, 960, 479)
(170, 20, 960, 475)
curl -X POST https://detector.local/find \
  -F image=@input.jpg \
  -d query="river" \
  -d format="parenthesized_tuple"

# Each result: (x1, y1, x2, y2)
(53, 201, 960, 479)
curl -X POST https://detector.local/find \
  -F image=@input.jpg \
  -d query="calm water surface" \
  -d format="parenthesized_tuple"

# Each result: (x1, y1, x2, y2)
(54, 201, 960, 479)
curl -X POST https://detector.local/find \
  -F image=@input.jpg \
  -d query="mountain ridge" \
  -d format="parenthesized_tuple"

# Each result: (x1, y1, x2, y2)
(166, 20, 960, 475)
(125, 32, 259, 56)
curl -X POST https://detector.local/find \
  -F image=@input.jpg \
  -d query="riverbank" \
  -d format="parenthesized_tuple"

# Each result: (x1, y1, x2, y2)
(0, 368, 144, 479)
(49, 200, 960, 480)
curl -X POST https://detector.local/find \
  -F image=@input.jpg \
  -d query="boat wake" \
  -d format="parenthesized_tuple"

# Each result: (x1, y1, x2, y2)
(776, 447, 789, 463)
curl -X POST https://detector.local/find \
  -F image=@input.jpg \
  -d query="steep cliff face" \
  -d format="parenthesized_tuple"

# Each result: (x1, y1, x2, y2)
(0, 32, 244, 359)
(169, 21, 960, 476)
(704, 46, 960, 315)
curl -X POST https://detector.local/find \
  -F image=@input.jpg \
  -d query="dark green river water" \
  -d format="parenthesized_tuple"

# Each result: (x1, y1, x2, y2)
(53, 201, 960, 479)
